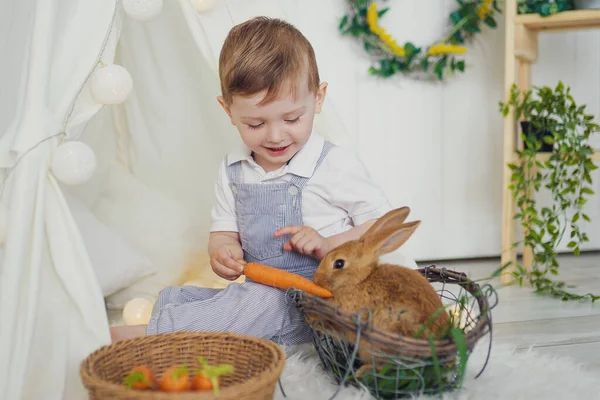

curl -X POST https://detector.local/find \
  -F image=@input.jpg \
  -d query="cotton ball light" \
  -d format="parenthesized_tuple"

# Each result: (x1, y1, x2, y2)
(123, 0, 163, 21)
(191, 0, 215, 12)
(91, 64, 133, 105)
(123, 298, 154, 325)
(183, 280, 204, 287)
(0, 203, 7, 247)
(51, 141, 97, 185)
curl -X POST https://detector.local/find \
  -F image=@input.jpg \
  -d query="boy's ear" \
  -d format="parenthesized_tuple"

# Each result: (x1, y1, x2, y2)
(217, 95, 234, 123)
(314, 82, 328, 114)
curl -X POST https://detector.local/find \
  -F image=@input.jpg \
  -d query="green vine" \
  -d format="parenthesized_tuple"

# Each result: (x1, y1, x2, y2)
(339, 0, 502, 80)
(500, 82, 600, 302)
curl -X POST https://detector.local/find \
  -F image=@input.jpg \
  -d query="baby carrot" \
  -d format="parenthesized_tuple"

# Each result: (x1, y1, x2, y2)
(243, 262, 333, 298)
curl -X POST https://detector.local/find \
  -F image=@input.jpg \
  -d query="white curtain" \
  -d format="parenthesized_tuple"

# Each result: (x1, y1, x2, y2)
(0, 0, 352, 398)
(0, 0, 122, 398)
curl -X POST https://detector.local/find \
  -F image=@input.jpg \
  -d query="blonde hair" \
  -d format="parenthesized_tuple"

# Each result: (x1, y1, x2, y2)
(218, 17, 320, 106)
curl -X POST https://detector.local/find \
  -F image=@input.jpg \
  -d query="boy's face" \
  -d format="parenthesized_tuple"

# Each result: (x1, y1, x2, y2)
(218, 76, 327, 172)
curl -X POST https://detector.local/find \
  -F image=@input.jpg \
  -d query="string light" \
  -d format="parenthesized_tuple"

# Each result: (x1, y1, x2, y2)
(123, 298, 155, 325)
(122, 0, 163, 21)
(50, 141, 97, 185)
(90, 63, 133, 105)
(191, 0, 215, 12)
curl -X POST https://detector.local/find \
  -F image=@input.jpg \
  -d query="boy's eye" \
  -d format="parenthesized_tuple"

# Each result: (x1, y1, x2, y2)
(285, 117, 300, 124)
(247, 123, 264, 129)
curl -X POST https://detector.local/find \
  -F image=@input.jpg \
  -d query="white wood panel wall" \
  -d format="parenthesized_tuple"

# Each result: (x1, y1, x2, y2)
(207, 0, 600, 262)
(294, 0, 600, 262)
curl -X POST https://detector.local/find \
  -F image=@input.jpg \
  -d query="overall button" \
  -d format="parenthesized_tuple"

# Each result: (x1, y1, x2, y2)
(288, 185, 298, 196)
(231, 185, 238, 194)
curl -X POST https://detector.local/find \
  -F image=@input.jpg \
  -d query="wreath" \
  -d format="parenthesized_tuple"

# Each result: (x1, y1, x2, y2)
(339, 0, 502, 80)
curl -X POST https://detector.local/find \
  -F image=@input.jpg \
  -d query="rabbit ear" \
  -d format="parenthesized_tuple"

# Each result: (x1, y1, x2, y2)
(361, 207, 411, 240)
(363, 220, 421, 257)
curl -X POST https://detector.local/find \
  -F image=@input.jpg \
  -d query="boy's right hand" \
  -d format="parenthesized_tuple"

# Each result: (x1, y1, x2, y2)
(210, 245, 245, 281)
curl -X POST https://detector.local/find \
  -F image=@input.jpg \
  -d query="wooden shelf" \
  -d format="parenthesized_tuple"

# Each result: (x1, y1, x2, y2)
(501, 1, 600, 283)
(507, 151, 600, 164)
(535, 151, 600, 162)
(516, 10, 600, 32)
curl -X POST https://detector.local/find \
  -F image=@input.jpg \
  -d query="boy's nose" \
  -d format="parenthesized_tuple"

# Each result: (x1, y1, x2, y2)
(265, 126, 284, 143)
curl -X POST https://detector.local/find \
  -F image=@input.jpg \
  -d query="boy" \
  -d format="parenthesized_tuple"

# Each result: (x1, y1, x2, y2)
(111, 17, 394, 344)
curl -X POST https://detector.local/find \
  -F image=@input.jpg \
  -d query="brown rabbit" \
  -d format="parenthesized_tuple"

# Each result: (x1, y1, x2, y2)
(313, 207, 451, 366)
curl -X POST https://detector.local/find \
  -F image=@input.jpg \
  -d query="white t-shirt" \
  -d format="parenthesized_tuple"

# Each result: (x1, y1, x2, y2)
(210, 132, 393, 238)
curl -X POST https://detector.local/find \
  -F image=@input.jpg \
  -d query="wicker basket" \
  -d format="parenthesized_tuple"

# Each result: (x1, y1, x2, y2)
(80, 331, 286, 400)
(293, 266, 498, 399)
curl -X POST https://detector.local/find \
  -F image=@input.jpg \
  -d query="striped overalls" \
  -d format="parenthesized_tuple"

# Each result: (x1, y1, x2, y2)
(146, 142, 333, 345)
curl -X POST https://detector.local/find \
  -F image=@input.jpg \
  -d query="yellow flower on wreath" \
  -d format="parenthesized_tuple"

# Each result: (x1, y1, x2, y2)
(366, 3, 406, 57)
(477, 0, 493, 20)
(427, 43, 468, 56)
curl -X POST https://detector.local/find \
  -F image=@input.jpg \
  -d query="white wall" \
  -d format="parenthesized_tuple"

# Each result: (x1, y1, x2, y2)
(286, 0, 600, 262)
(197, 0, 600, 262)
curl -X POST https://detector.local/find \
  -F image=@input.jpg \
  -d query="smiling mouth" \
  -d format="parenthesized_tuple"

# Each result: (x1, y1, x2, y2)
(265, 144, 291, 153)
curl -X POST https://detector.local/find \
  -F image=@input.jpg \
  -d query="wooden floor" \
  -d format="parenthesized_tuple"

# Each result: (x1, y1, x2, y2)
(423, 252, 600, 372)
(108, 253, 600, 371)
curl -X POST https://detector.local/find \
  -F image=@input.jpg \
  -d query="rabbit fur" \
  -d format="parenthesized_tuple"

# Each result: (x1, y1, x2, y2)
(313, 207, 451, 367)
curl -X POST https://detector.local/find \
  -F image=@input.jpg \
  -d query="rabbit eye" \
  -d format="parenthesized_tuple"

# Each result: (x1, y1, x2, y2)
(333, 259, 345, 270)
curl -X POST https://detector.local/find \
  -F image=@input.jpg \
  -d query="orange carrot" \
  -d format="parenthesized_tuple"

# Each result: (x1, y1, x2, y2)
(243, 262, 333, 298)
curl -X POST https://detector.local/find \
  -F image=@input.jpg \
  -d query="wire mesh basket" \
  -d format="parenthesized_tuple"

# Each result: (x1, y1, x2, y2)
(292, 266, 498, 399)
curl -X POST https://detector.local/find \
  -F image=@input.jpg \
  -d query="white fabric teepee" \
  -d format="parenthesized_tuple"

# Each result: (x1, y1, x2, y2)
(0, 0, 351, 398)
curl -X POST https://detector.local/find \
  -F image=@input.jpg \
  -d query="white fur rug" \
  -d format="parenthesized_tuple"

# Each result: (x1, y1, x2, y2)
(275, 341, 598, 400)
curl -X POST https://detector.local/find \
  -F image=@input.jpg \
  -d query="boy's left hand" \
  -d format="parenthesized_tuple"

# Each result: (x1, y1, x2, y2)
(274, 226, 330, 260)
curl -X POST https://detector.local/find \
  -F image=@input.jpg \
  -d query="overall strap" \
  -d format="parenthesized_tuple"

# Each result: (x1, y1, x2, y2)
(225, 158, 242, 185)
(290, 141, 334, 190)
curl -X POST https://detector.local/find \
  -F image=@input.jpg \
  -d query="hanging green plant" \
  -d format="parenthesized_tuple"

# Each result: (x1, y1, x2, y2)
(338, 0, 502, 80)
(499, 82, 600, 302)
